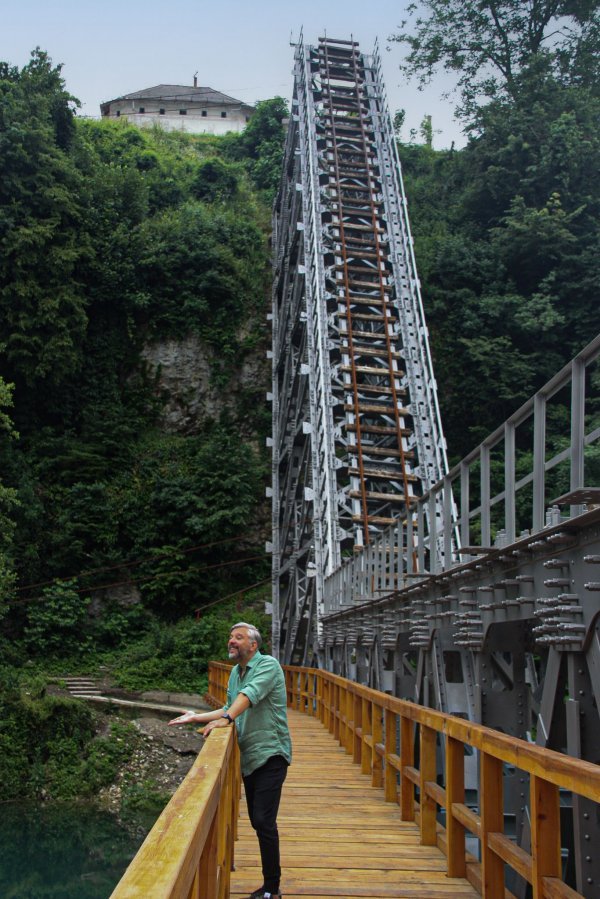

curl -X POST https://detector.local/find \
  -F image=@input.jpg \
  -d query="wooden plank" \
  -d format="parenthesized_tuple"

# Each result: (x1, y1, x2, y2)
(542, 877, 582, 899)
(232, 890, 478, 898)
(487, 832, 532, 883)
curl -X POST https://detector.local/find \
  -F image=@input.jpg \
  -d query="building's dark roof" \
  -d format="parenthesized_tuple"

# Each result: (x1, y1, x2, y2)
(103, 84, 253, 108)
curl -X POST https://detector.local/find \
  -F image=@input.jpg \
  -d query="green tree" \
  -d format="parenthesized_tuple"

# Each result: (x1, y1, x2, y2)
(396, 58, 599, 457)
(0, 50, 89, 387)
(24, 581, 89, 655)
(392, 0, 600, 118)
(225, 97, 288, 195)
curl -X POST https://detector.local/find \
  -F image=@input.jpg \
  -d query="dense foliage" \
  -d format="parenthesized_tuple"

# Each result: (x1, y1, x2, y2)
(0, 53, 286, 677)
(395, 0, 600, 458)
(0, 667, 138, 801)
(0, 52, 284, 805)
(392, 0, 599, 117)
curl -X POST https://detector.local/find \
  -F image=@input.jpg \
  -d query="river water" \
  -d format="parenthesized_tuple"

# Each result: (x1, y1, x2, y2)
(0, 801, 145, 898)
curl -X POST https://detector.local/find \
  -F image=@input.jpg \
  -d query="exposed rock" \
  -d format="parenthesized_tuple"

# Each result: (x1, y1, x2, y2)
(97, 714, 205, 818)
(133, 716, 203, 755)
(140, 334, 266, 435)
(88, 582, 142, 616)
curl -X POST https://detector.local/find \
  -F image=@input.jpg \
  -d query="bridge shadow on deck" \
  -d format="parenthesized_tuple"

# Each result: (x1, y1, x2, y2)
(230, 710, 478, 899)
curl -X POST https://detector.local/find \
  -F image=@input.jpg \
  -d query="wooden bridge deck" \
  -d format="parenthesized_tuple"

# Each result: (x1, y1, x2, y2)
(230, 710, 479, 899)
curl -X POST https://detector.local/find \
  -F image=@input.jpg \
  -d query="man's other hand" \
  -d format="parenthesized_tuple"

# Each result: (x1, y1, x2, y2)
(202, 717, 231, 737)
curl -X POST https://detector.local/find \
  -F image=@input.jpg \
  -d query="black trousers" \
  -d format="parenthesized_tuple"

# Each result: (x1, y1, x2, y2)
(242, 754, 288, 894)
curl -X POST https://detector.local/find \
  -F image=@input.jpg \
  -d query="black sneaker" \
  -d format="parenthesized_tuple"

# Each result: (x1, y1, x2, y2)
(247, 891, 282, 899)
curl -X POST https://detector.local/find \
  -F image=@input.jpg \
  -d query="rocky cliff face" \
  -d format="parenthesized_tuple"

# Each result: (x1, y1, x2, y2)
(140, 334, 268, 438)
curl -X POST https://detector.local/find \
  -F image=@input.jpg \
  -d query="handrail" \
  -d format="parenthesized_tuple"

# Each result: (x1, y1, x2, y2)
(323, 332, 600, 610)
(209, 661, 600, 899)
(110, 716, 240, 899)
(112, 660, 600, 898)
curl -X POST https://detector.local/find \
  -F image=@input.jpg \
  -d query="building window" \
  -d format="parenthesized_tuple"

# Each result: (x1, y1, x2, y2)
(221, 111, 227, 118)
(201, 110, 207, 117)
(139, 106, 145, 113)
(159, 108, 165, 115)
(116, 110, 121, 117)
(179, 108, 187, 115)
(245, 116, 250, 122)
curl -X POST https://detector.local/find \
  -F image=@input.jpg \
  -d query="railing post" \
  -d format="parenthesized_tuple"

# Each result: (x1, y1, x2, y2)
(345, 687, 355, 755)
(285, 669, 292, 707)
(353, 693, 363, 764)
(340, 683, 348, 749)
(480, 753, 504, 899)
(400, 715, 415, 821)
(530, 775, 561, 899)
(504, 421, 516, 543)
(570, 357, 585, 518)
(420, 724, 437, 846)
(533, 393, 546, 533)
(460, 461, 470, 551)
(360, 697, 371, 774)
(325, 678, 332, 733)
(217, 762, 232, 898)
(384, 708, 397, 803)
(316, 672, 323, 720)
(481, 445, 491, 549)
(372, 701, 383, 788)
(198, 809, 218, 898)
(446, 735, 466, 878)
(233, 735, 240, 841)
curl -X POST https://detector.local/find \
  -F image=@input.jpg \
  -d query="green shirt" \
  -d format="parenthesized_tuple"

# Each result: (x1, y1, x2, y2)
(224, 651, 292, 776)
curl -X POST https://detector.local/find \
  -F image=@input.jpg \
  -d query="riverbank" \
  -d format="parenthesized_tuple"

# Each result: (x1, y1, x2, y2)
(47, 680, 209, 826)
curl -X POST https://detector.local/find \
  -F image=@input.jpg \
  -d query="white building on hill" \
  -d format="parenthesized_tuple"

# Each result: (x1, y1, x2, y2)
(100, 77, 254, 135)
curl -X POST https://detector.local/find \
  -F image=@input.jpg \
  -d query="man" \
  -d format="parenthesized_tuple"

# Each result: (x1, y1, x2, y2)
(169, 622, 291, 899)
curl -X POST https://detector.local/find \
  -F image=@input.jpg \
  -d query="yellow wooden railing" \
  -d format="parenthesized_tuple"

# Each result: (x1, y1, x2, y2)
(110, 705, 239, 899)
(271, 664, 600, 899)
(112, 661, 600, 899)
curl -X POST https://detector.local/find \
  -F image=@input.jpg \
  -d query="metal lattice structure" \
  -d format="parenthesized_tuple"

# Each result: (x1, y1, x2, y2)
(271, 36, 446, 665)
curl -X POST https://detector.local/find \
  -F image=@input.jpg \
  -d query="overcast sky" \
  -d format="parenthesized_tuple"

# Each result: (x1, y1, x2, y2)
(6, 0, 466, 149)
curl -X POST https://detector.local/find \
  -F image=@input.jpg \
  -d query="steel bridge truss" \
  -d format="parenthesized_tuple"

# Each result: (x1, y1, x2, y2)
(271, 36, 446, 665)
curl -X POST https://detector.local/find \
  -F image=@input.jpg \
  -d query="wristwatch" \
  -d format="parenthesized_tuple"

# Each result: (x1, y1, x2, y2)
(221, 713, 234, 723)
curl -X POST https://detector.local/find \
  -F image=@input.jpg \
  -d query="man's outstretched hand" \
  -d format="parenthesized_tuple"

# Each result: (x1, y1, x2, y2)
(168, 711, 197, 726)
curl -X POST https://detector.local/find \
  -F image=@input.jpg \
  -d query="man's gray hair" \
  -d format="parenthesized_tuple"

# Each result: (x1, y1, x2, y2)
(231, 622, 262, 647)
